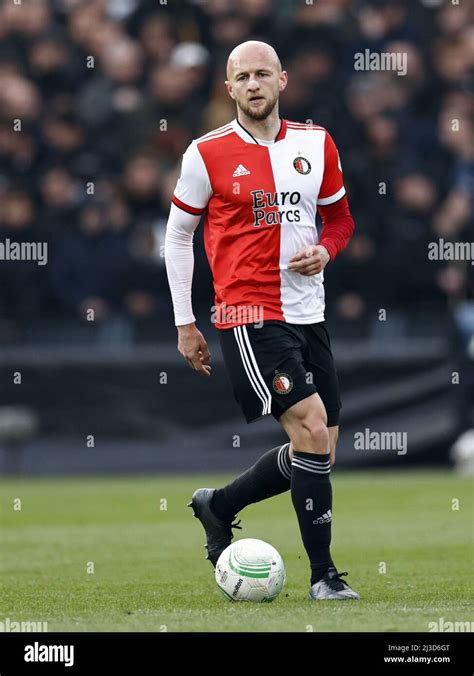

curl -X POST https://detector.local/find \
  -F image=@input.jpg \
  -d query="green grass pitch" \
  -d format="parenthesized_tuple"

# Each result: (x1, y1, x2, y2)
(1, 470, 473, 632)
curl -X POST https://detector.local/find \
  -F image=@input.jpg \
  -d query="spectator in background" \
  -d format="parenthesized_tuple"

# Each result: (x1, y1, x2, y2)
(51, 199, 130, 321)
(37, 166, 81, 243)
(51, 192, 167, 327)
(0, 189, 43, 340)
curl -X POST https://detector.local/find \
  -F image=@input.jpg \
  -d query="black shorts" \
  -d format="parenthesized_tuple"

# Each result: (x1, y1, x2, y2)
(218, 320, 341, 427)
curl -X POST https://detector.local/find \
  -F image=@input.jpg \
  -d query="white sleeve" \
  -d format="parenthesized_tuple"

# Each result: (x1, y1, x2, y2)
(165, 203, 201, 326)
(172, 141, 212, 214)
(166, 141, 212, 326)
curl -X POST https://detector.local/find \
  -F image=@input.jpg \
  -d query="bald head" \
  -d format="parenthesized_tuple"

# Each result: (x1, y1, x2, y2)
(225, 40, 287, 122)
(226, 41, 281, 80)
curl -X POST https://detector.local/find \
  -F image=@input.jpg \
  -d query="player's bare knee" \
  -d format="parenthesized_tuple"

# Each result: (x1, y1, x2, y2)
(300, 419, 329, 453)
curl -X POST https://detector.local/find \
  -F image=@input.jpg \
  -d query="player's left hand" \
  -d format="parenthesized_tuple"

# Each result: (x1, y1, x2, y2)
(287, 245, 330, 276)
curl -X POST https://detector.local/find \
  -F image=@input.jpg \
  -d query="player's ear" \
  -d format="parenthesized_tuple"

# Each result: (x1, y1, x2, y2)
(279, 70, 288, 92)
(225, 80, 235, 100)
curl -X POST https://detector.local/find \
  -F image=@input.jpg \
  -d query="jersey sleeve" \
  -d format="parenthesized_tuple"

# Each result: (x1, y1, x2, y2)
(172, 141, 212, 215)
(317, 131, 346, 206)
(165, 203, 201, 326)
(318, 196, 355, 260)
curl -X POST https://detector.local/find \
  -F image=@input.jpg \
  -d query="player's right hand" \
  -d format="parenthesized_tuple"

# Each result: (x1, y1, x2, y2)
(177, 323, 212, 376)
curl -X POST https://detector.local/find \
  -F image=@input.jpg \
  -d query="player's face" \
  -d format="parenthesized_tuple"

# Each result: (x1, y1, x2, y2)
(226, 60, 287, 121)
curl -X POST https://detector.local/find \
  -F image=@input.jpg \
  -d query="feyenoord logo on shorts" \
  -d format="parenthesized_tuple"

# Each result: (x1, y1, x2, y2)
(293, 156, 311, 175)
(273, 372, 293, 395)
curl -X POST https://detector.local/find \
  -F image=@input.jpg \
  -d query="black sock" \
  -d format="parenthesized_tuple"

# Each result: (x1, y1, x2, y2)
(291, 451, 333, 585)
(211, 444, 292, 521)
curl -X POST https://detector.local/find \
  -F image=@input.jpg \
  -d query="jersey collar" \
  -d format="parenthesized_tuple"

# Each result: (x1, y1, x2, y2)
(231, 117, 287, 145)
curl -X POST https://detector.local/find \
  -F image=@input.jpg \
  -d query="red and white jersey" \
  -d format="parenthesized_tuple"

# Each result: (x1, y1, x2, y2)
(172, 118, 346, 329)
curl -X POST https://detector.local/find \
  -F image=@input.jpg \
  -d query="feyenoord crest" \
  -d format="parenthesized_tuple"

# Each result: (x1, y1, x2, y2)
(293, 156, 311, 175)
(273, 373, 293, 395)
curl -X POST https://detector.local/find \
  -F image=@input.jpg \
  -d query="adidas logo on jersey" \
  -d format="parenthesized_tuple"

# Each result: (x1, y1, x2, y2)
(313, 510, 332, 525)
(232, 164, 251, 177)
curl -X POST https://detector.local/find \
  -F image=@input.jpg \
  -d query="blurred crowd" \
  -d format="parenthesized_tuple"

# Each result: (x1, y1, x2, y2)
(0, 0, 472, 344)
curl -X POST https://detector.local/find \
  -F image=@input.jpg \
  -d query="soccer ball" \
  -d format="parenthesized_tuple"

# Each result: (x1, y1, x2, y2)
(215, 538, 286, 602)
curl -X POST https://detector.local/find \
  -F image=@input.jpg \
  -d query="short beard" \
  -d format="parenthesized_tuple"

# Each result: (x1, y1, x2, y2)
(237, 92, 279, 121)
